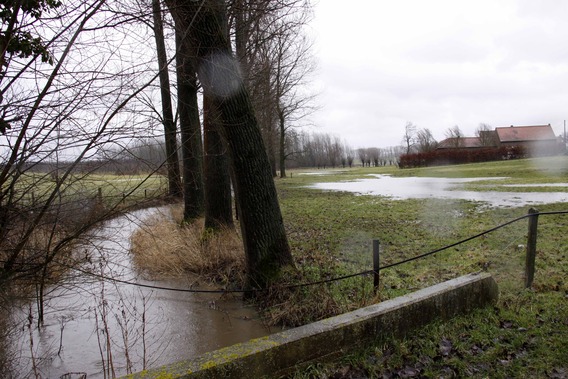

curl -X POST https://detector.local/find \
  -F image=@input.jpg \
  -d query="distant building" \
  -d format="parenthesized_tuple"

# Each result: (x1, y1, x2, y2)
(437, 137, 483, 150)
(494, 124, 561, 155)
(436, 124, 564, 156)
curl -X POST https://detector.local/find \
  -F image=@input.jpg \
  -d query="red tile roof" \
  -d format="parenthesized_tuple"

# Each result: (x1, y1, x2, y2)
(437, 137, 482, 149)
(495, 125, 556, 143)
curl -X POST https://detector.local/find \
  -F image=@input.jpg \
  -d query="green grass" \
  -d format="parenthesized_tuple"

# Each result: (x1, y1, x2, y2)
(272, 157, 568, 378)
(15, 171, 168, 209)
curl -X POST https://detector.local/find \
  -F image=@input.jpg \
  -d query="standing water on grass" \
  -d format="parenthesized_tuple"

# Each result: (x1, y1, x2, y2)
(2, 207, 269, 379)
(310, 174, 568, 208)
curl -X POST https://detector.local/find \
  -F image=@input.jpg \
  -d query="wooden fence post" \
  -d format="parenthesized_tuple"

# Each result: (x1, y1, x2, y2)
(525, 207, 539, 288)
(373, 239, 380, 292)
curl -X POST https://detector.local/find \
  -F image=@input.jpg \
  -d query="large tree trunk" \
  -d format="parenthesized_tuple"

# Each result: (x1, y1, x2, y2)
(166, 0, 293, 289)
(152, 0, 182, 197)
(203, 92, 233, 229)
(264, 121, 278, 177)
(175, 28, 204, 221)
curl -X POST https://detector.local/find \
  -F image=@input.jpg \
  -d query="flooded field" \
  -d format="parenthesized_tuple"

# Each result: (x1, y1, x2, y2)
(310, 174, 568, 208)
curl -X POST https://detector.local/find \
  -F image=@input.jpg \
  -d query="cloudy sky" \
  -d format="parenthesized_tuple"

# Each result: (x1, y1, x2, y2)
(309, 0, 568, 148)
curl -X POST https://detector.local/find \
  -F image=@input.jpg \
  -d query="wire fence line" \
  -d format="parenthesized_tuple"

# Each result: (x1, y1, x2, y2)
(53, 208, 567, 294)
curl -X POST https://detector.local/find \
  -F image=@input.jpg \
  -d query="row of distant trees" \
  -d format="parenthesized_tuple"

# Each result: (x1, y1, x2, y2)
(84, 131, 404, 174)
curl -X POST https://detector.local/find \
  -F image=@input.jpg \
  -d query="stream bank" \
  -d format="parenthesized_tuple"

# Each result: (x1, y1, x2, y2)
(3, 207, 269, 379)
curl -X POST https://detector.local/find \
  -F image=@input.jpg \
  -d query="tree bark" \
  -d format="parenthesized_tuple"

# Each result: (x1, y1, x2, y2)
(175, 28, 204, 221)
(203, 92, 233, 229)
(278, 107, 287, 178)
(166, 0, 294, 289)
(152, 0, 182, 197)
(265, 122, 278, 177)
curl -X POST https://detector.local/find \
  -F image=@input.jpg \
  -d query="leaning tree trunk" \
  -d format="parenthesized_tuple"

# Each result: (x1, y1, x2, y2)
(175, 28, 204, 221)
(152, 0, 182, 197)
(203, 92, 233, 229)
(166, 0, 294, 289)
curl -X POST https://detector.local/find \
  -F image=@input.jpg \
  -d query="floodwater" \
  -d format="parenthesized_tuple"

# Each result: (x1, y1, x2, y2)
(3, 208, 269, 379)
(310, 174, 568, 208)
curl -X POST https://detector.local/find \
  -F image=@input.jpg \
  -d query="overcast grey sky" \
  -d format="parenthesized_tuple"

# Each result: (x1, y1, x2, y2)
(309, 0, 568, 148)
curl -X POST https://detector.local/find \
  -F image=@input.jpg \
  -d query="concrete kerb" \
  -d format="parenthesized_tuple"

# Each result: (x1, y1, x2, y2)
(124, 272, 498, 379)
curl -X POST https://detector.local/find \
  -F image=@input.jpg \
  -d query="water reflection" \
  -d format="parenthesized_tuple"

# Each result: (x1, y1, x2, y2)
(4, 208, 268, 379)
(310, 174, 568, 207)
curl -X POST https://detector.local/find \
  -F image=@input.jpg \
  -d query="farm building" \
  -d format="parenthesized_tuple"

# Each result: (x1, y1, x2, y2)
(437, 124, 564, 156)
(494, 124, 562, 155)
(437, 136, 483, 150)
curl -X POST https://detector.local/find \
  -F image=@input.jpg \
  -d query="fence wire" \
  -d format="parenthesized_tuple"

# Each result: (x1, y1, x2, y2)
(47, 209, 568, 294)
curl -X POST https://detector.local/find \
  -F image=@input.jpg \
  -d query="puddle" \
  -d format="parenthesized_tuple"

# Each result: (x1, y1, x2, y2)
(310, 175, 568, 208)
(4, 207, 269, 378)
(297, 170, 348, 176)
(502, 183, 568, 188)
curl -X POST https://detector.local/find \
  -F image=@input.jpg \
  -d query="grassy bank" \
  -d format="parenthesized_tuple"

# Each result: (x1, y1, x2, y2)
(276, 157, 568, 378)
(128, 157, 567, 377)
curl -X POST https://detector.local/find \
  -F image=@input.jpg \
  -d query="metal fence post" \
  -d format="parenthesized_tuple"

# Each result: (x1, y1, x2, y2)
(373, 239, 380, 292)
(525, 207, 539, 288)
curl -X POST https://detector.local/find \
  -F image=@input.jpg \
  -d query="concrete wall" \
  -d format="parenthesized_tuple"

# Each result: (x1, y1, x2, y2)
(124, 272, 498, 379)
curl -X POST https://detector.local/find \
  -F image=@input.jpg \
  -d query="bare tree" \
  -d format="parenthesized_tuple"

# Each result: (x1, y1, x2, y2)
(367, 147, 379, 167)
(402, 121, 416, 155)
(325, 135, 342, 168)
(380, 145, 404, 166)
(165, 0, 294, 289)
(269, 6, 316, 177)
(445, 125, 464, 148)
(203, 92, 233, 229)
(0, 0, 177, 321)
(357, 148, 368, 167)
(476, 123, 497, 147)
(151, 0, 182, 197)
(228, 0, 315, 178)
(175, 28, 205, 221)
(415, 128, 438, 152)
(344, 144, 354, 168)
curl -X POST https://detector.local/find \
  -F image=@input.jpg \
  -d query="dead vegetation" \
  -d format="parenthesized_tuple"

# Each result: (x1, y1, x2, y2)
(129, 204, 246, 286)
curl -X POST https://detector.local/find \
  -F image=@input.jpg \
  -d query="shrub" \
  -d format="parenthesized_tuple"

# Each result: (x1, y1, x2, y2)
(399, 146, 528, 168)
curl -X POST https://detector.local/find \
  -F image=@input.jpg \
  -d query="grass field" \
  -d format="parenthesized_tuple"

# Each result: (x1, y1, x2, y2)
(124, 157, 567, 377)
(16, 171, 168, 209)
(271, 157, 568, 378)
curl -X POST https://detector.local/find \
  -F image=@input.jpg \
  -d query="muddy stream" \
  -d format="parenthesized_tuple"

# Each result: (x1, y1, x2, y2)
(2, 207, 270, 378)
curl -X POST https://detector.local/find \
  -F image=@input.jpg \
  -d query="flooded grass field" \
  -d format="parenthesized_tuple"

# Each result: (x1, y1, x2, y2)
(3, 157, 568, 378)
(310, 174, 568, 207)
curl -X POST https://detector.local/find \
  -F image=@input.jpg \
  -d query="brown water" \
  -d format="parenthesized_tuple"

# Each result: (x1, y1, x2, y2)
(3, 208, 269, 379)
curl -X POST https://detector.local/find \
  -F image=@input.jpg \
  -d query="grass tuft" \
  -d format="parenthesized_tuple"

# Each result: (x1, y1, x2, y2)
(130, 205, 245, 286)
